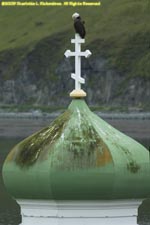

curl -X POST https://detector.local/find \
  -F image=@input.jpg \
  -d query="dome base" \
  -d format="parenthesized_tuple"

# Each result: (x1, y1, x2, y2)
(70, 89, 86, 98)
(17, 199, 141, 225)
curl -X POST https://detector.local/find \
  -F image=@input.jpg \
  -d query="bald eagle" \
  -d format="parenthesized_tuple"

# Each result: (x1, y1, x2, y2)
(72, 13, 86, 39)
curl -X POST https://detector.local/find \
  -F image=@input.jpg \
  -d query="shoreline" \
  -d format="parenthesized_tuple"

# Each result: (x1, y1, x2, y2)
(0, 111, 150, 120)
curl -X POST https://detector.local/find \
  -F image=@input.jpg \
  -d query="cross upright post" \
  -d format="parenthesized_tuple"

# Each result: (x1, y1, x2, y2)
(64, 33, 92, 98)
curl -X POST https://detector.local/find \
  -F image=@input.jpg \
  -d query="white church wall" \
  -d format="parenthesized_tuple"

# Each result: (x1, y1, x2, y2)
(17, 199, 142, 225)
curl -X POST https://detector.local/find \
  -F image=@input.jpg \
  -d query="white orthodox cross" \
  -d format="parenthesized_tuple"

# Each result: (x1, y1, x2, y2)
(64, 34, 92, 95)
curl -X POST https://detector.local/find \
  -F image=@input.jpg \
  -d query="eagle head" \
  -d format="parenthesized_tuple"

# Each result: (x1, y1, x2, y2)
(72, 12, 80, 20)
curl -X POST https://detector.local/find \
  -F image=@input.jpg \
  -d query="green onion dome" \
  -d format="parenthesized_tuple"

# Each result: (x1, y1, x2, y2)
(2, 99, 150, 200)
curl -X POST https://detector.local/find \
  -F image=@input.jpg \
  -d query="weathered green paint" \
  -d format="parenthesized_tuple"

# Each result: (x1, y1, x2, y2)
(14, 110, 70, 167)
(2, 99, 150, 200)
(127, 161, 140, 173)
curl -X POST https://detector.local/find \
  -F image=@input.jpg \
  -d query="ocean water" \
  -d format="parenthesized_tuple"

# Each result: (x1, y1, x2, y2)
(0, 138, 22, 225)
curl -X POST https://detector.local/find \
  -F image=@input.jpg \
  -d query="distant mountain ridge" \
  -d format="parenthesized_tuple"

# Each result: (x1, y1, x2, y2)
(0, 0, 150, 111)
